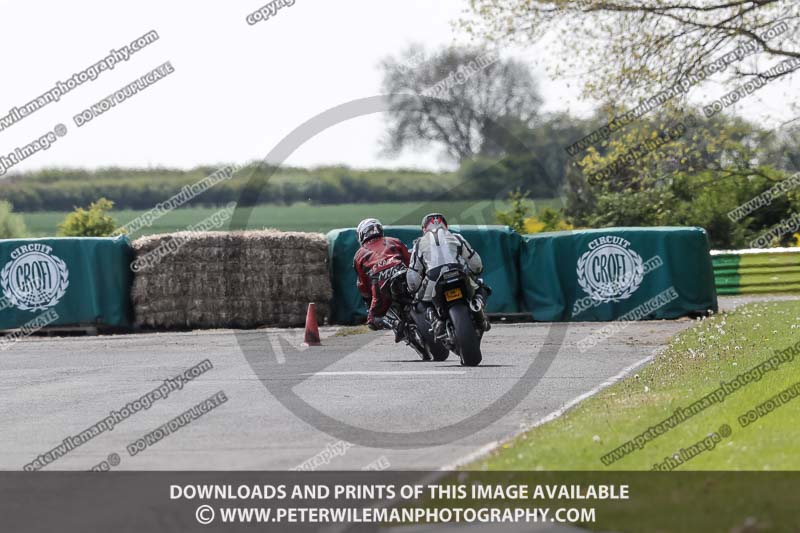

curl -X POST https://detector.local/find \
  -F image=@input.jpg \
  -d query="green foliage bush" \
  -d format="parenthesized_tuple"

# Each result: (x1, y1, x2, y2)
(523, 207, 573, 233)
(565, 108, 800, 249)
(58, 198, 119, 237)
(0, 201, 27, 239)
(571, 172, 799, 249)
(495, 189, 532, 233)
(0, 166, 474, 212)
(0, 113, 586, 214)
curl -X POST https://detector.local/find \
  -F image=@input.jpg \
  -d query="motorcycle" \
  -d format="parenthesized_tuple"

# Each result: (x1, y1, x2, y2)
(425, 263, 488, 367)
(380, 269, 449, 362)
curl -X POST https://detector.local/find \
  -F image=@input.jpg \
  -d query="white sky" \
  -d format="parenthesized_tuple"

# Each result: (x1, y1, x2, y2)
(0, 0, 795, 174)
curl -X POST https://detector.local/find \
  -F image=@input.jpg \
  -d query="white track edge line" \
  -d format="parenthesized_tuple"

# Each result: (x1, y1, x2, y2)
(438, 346, 667, 472)
(323, 350, 666, 533)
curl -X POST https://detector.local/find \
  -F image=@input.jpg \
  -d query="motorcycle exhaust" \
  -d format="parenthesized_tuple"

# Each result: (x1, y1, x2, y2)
(470, 296, 484, 313)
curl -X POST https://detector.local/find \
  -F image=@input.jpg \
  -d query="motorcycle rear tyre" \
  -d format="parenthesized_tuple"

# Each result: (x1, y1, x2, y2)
(449, 303, 482, 367)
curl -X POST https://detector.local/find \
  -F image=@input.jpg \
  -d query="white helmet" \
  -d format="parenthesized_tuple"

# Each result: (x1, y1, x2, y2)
(421, 213, 448, 234)
(357, 218, 383, 245)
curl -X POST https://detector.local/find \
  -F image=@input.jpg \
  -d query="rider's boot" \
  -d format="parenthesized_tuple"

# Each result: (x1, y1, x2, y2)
(426, 307, 446, 340)
(474, 288, 491, 332)
(473, 296, 491, 331)
(479, 310, 491, 332)
(433, 320, 446, 339)
(394, 321, 406, 343)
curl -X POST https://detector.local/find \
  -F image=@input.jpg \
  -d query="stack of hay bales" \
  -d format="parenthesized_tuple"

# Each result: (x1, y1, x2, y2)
(131, 230, 332, 329)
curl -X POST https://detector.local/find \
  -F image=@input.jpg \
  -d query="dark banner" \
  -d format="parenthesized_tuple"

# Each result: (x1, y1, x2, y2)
(0, 236, 133, 330)
(3, 471, 798, 532)
(327, 225, 523, 324)
(521, 227, 718, 322)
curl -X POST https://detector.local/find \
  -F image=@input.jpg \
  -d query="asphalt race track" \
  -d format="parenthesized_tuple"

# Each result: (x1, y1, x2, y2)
(2, 296, 791, 472)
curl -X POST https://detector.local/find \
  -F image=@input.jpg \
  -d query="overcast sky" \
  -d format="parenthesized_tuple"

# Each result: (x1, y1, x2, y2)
(0, 0, 795, 174)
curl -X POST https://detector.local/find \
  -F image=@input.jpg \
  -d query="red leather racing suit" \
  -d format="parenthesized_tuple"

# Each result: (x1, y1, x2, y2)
(353, 237, 411, 326)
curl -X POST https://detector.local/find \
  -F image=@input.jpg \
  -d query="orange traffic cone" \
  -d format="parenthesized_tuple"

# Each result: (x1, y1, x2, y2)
(303, 303, 322, 346)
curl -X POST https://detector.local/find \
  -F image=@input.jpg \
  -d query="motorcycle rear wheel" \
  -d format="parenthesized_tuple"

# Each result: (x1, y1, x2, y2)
(448, 303, 482, 367)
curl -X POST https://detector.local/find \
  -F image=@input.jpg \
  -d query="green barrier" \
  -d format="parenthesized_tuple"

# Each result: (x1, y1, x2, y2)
(326, 225, 522, 325)
(712, 248, 800, 295)
(521, 227, 718, 321)
(0, 236, 133, 330)
(720, 283, 800, 294)
(739, 253, 800, 267)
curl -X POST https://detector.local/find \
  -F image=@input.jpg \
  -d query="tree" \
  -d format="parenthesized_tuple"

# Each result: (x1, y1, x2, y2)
(485, 112, 597, 196)
(562, 108, 800, 248)
(463, 2, 800, 247)
(463, 1, 798, 110)
(379, 44, 543, 163)
(0, 201, 27, 238)
(58, 198, 119, 237)
(764, 123, 800, 172)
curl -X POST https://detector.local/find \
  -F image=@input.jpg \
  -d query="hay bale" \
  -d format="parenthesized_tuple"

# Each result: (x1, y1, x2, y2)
(131, 230, 332, 329)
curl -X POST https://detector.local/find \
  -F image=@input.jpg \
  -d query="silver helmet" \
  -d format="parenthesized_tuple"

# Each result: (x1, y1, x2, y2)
(421, 213, 448, 233)
(357, 218, 384, 245)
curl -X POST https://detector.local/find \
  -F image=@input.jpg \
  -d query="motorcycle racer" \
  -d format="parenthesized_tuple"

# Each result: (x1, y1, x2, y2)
(406, 213, 491, 334)
(353, 218, 411, 335)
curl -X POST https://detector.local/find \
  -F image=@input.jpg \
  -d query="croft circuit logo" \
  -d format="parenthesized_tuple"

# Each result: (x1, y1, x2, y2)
(0, 244, 69, 311)
(577, 236, 643, 302)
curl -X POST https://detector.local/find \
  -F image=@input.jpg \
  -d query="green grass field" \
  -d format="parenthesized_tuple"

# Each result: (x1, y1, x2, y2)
(470, 299, 800, 471)
(21, 199, 565, 237)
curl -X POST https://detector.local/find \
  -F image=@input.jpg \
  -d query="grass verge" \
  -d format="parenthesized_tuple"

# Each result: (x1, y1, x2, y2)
(469, 300, 800, 471)
(332, 325, 371, 337)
